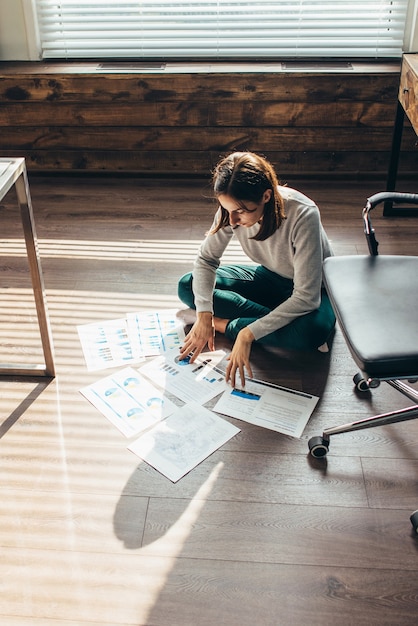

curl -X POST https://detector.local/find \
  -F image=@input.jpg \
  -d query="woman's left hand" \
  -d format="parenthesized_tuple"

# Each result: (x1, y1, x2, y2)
(225, 327, 255, 388)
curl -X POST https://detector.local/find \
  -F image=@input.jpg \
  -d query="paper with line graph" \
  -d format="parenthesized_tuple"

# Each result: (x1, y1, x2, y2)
(139, 348, 228, 404)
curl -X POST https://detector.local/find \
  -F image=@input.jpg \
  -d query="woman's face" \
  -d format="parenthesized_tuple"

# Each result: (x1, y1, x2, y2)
(218, 190, 272, 228)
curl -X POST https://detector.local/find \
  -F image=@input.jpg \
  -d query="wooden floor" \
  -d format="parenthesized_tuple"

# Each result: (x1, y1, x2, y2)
(0, 174, 417, 625)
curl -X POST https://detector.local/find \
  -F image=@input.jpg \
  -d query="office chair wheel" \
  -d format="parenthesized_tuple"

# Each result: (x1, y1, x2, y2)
(353, 373, 380, 391)
(353, 372, 369, 391)
(308, 436, 329, 458)
(410, 510, 418, 533)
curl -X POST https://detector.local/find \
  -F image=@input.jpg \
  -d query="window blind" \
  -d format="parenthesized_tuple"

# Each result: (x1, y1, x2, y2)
(34, 0, 409, 60)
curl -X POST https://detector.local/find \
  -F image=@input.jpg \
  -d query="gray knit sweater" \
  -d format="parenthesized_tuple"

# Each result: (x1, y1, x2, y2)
(192, 186, 333, 341)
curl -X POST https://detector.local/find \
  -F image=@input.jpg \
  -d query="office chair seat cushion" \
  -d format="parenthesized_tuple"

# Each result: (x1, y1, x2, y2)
(323, 255, 418, 378)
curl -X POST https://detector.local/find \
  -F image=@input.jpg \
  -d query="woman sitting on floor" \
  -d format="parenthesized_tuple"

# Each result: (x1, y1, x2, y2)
(178, 151, 335, 387)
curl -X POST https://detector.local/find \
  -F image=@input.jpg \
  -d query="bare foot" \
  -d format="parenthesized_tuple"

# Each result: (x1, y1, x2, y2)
(213, 317, 229, 334)
(176, 308, 197, 325)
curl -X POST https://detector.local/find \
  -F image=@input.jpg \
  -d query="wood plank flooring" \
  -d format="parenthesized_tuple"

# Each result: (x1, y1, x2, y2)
(0, 174, 417, 625)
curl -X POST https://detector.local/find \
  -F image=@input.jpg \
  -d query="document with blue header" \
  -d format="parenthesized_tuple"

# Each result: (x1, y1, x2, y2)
(213, 378, 319, 438)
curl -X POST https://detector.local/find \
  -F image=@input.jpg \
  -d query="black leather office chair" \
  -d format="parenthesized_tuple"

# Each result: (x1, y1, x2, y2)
(307, 192, 418, 532)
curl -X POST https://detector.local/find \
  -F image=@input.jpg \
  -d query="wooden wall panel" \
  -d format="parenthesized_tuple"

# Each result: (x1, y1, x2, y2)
(2, 149, 407, 178)
(0, 102, 402, 127)
(0, 62, 416, 176)
(0, 72, 404, 102)
(1, 126, 413, 152)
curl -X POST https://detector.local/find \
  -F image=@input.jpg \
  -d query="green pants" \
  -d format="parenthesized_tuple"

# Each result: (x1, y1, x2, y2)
(178, 264, 335, 350)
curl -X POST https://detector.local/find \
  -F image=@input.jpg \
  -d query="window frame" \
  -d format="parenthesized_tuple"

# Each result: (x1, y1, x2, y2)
(20, 0, 418, 63)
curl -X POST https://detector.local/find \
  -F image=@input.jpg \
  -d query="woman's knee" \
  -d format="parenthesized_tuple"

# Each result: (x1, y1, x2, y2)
(316, 295, 336, 337)
(302, 300, 336, 348)
(178, 272, 195, 308)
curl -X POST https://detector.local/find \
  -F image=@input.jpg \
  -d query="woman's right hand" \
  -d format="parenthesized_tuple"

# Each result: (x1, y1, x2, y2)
(179, 311, 215, 363)
(225, 326, 254, 388)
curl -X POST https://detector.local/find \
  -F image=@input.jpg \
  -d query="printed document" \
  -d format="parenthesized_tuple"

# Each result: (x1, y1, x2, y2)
(77, 318, 137, 371)
(128, 401, 240, 482)
(213, 378, 319, 438)
(77, 310, 185, 371)
(80, 366, 177, 437)
(139, 348, 228, 404)
(127, 309, 185, 357)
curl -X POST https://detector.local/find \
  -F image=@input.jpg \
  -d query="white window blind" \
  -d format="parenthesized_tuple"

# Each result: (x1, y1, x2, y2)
(34, 0, 409, 60)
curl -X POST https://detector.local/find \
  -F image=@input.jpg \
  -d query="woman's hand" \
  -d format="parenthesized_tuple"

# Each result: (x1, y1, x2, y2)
(225, 327, 255, 388)
(179, 311, 215, 363)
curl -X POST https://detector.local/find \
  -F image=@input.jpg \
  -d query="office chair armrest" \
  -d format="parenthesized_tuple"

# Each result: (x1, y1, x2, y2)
(363, 192, 418, 256)
(366, 192, 418, 210)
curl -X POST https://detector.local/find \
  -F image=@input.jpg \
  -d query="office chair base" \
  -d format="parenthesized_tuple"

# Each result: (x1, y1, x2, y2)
(308, 376, 418, 460)
(353, 373, 418, 394)
(308, 401, 418, 459)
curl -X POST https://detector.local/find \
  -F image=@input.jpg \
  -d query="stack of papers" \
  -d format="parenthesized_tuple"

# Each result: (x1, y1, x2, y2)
(79, 311, 319, 481)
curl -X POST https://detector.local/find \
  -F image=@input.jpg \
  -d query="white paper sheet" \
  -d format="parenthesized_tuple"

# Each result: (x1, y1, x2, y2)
(128, 401, 240, 482)
(80, 367, 177, 437)
(213, 378, 319, 438)
(127, 309, 185, 357)
(77, 310, 186, 371)
(77, 318, 139, 371)
(139, 348, 228, 404)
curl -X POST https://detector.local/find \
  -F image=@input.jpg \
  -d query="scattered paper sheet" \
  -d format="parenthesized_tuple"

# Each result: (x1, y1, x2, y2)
(128, 401, 240, 482)
(77, 310, 186, 371)
(80, 367, 177, 437)
(213, 378, 319, 438)
(127, 309, 185, 357)
(139, 348, 228, 404)
(77, 318, 138, 371)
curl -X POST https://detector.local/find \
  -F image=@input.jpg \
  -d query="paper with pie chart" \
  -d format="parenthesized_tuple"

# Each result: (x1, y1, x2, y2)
(80, 367, 177, 437)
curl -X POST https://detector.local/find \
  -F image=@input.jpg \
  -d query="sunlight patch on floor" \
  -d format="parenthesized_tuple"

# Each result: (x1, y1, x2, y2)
(1, 238, 252, 264)
(0, 288, 186, 368)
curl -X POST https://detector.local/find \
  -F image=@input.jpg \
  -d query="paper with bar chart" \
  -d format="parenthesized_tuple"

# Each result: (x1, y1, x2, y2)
(139, 348, 228, 405)
(77, 309, 185, 371)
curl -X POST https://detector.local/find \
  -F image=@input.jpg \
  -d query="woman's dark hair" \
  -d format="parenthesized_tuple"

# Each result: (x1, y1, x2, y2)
(210, 151, 286, 241)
